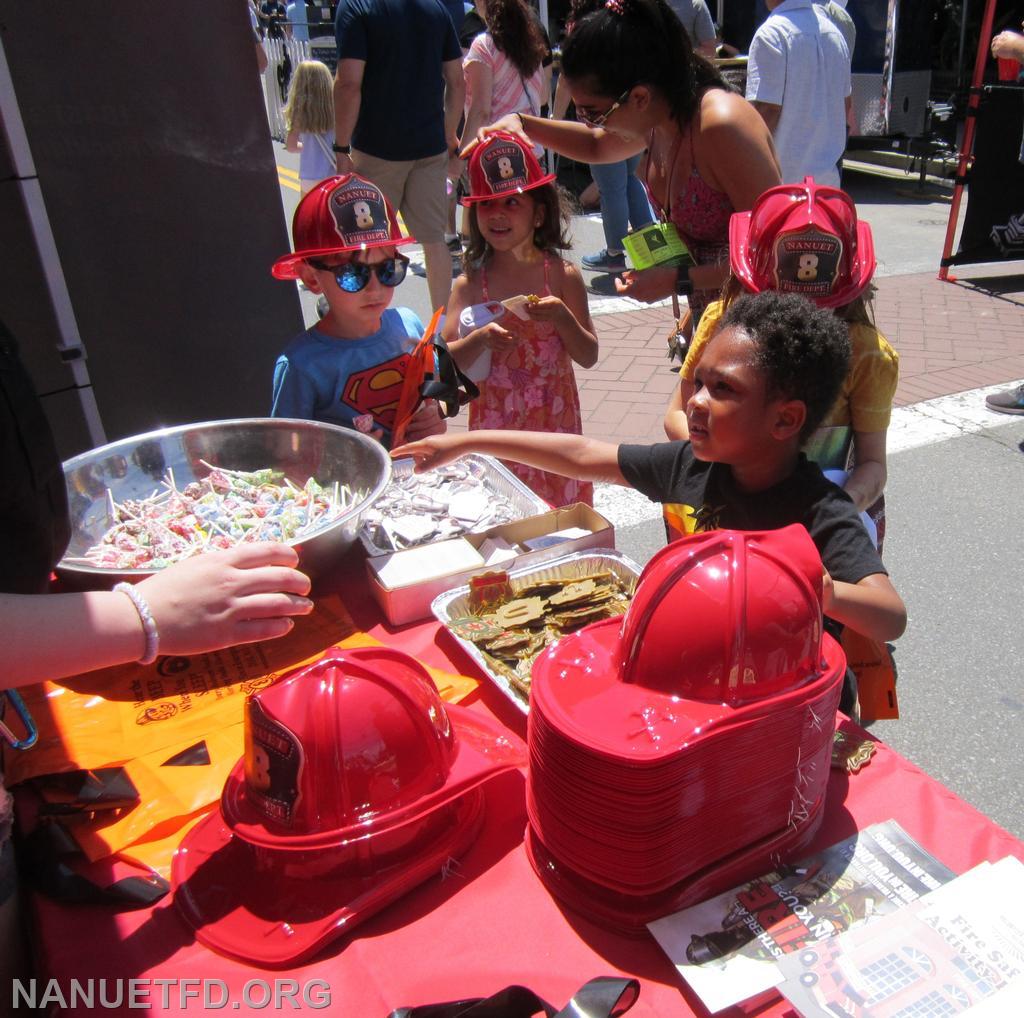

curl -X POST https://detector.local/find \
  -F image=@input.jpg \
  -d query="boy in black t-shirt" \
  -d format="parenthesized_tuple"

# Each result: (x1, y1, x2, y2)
(392, 291, 907, 647)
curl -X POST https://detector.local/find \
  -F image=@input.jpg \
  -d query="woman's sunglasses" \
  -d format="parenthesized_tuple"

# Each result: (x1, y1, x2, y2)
(306, 255, 409, 292)
(576, 87, 633, 128)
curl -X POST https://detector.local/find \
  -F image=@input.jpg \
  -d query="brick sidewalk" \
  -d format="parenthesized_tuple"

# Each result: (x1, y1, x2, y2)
(446, 269, 1024, 445)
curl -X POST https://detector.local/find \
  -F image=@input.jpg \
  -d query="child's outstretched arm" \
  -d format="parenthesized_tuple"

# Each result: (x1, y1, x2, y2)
(823, 570, 907, 644)
(392, 430, 627, 485)
(525, 262, 598, 368)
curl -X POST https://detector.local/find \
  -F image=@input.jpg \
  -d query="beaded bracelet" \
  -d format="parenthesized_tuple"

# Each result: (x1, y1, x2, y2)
(113, 582, 160, 665)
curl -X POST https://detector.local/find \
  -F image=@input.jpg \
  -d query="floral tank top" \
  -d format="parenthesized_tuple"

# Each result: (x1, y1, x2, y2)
(644, 125, 733, 323)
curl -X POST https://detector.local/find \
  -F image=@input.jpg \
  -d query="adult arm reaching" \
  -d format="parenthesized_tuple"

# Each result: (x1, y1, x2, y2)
(0, 543, 313, 690)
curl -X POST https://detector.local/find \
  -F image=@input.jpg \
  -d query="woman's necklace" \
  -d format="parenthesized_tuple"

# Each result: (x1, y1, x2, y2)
(649, 121, 686, 217)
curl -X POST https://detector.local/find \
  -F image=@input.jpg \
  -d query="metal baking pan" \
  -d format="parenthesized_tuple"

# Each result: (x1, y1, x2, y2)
(359, 453, 550, 556)
(431, 550, 642, 715)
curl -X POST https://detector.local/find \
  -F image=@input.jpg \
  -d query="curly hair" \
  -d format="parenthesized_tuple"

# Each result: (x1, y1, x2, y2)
(720, 292, 852, 442)
(560, 0, 727, 125)
(462, 182, 574, 270)
(483, 0, 548, 79)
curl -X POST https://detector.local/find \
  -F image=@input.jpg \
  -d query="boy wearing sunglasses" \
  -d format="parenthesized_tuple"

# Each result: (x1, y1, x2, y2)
(270, 174, 446, 447)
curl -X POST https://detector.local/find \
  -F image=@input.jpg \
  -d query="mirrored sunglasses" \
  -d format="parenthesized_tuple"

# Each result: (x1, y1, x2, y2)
(307, 255, 409, 292)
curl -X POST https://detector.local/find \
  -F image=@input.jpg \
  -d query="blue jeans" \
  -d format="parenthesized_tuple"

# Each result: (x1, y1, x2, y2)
(589, 154, 654, 252)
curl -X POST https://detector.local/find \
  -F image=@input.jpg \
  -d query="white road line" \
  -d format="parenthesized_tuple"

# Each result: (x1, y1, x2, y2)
(887, 383, 1024, 454)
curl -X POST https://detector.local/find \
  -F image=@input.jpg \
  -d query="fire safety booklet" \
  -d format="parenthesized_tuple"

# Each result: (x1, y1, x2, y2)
(776, 856, 1024, 1017)
(647, 820, 955, 1014)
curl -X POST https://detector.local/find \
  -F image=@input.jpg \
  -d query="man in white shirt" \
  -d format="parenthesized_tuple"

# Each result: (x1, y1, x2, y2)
(746, 0, 852, 187)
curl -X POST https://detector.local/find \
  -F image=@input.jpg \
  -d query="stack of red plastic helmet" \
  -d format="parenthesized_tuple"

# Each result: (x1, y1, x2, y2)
(526, 525, 846, 933)
(173, 647, 522, 966)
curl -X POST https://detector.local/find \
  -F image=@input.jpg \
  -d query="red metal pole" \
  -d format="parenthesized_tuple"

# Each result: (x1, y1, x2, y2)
(938, 0, 1000, 281)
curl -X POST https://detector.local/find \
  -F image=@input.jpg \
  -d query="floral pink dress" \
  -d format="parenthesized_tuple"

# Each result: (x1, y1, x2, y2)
(470, 256, 593, 508)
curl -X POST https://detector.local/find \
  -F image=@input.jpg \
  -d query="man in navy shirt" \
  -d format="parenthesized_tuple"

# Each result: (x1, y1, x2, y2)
(333, 0, 465, 313)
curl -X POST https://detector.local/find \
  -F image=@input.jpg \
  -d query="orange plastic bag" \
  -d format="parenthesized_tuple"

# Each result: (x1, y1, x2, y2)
(5, 595, 479, 786)
(842, 629, 899, 721)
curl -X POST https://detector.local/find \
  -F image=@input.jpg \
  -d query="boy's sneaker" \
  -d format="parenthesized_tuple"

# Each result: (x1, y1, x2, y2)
(985, 382, 1024, 415)
(581, 249, 626, 273)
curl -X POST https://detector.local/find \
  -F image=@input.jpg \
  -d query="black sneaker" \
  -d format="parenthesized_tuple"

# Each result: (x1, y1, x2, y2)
(985, 382, 1024, 415)
(445, 235, 463, 256)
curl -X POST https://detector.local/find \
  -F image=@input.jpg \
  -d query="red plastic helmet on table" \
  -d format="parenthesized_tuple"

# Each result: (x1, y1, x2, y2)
(729, 177, 876, 309)
(172, 646, 522, 967)
(619, 524, 824, 705)
(526, 526, 846, 930)
(271, 173, 416, 279)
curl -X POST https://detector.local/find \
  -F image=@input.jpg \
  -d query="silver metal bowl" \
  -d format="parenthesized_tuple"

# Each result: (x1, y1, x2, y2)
(59, 418, 392, 588)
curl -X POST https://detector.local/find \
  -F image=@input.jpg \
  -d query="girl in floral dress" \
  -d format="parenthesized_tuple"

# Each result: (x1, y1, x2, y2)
(443, 132, 598, 507)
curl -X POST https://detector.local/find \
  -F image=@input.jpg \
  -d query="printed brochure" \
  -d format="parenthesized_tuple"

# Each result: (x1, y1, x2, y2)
(647, 820, 954, 1013)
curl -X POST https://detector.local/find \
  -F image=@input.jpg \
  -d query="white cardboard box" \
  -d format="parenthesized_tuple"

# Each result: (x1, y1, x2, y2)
(366, 503, 615, 627)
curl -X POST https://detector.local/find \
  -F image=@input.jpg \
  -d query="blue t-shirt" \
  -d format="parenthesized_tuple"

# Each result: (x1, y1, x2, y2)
(271, 307, 423, 447)
(334, 0, 462, 161)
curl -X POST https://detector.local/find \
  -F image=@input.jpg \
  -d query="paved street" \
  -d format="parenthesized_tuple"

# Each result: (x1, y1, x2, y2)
(274, 147, 1024, 839)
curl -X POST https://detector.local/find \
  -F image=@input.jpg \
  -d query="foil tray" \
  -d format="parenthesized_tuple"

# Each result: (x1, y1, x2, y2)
(359, 453, 550, 556)
(432, 550, 642, 715)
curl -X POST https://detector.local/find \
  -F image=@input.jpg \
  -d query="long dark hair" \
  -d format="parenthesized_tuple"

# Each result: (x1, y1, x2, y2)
(561, 0, 726, 125)
(485, 0, 548, 79)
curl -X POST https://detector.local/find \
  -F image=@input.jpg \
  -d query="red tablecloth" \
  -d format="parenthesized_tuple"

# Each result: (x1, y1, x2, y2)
(23, 570, 1024, 1017)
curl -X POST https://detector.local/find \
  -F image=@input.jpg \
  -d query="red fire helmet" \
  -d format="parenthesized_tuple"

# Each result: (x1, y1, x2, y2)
(619, 524, 824, 705)
(172, 647, 522, 966)
(461, 131, 556, 205)
(530, 525, 838, 759)
(730, 177, 875, 309)
(271, 174, 416, 280)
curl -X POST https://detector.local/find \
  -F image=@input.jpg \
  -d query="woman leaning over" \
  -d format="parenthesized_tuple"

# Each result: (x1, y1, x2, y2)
(472, 0, 781, 334)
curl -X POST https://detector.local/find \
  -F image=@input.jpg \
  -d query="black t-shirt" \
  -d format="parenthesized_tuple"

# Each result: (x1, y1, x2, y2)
(618, 441, 885, 587)
(0, 321, 71, 594)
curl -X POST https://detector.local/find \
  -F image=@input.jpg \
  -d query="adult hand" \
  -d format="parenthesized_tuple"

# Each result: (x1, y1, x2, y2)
(404, 399, 448, 443)
(614, 265, 678, 303)
(136, 543, 313, 654)
(466, 114, 529, 156)
(335, 151, 354, 175)
(448, 154, 465, 183)
(391, 434, 463, 472)
(991, 28, 1024, 61)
